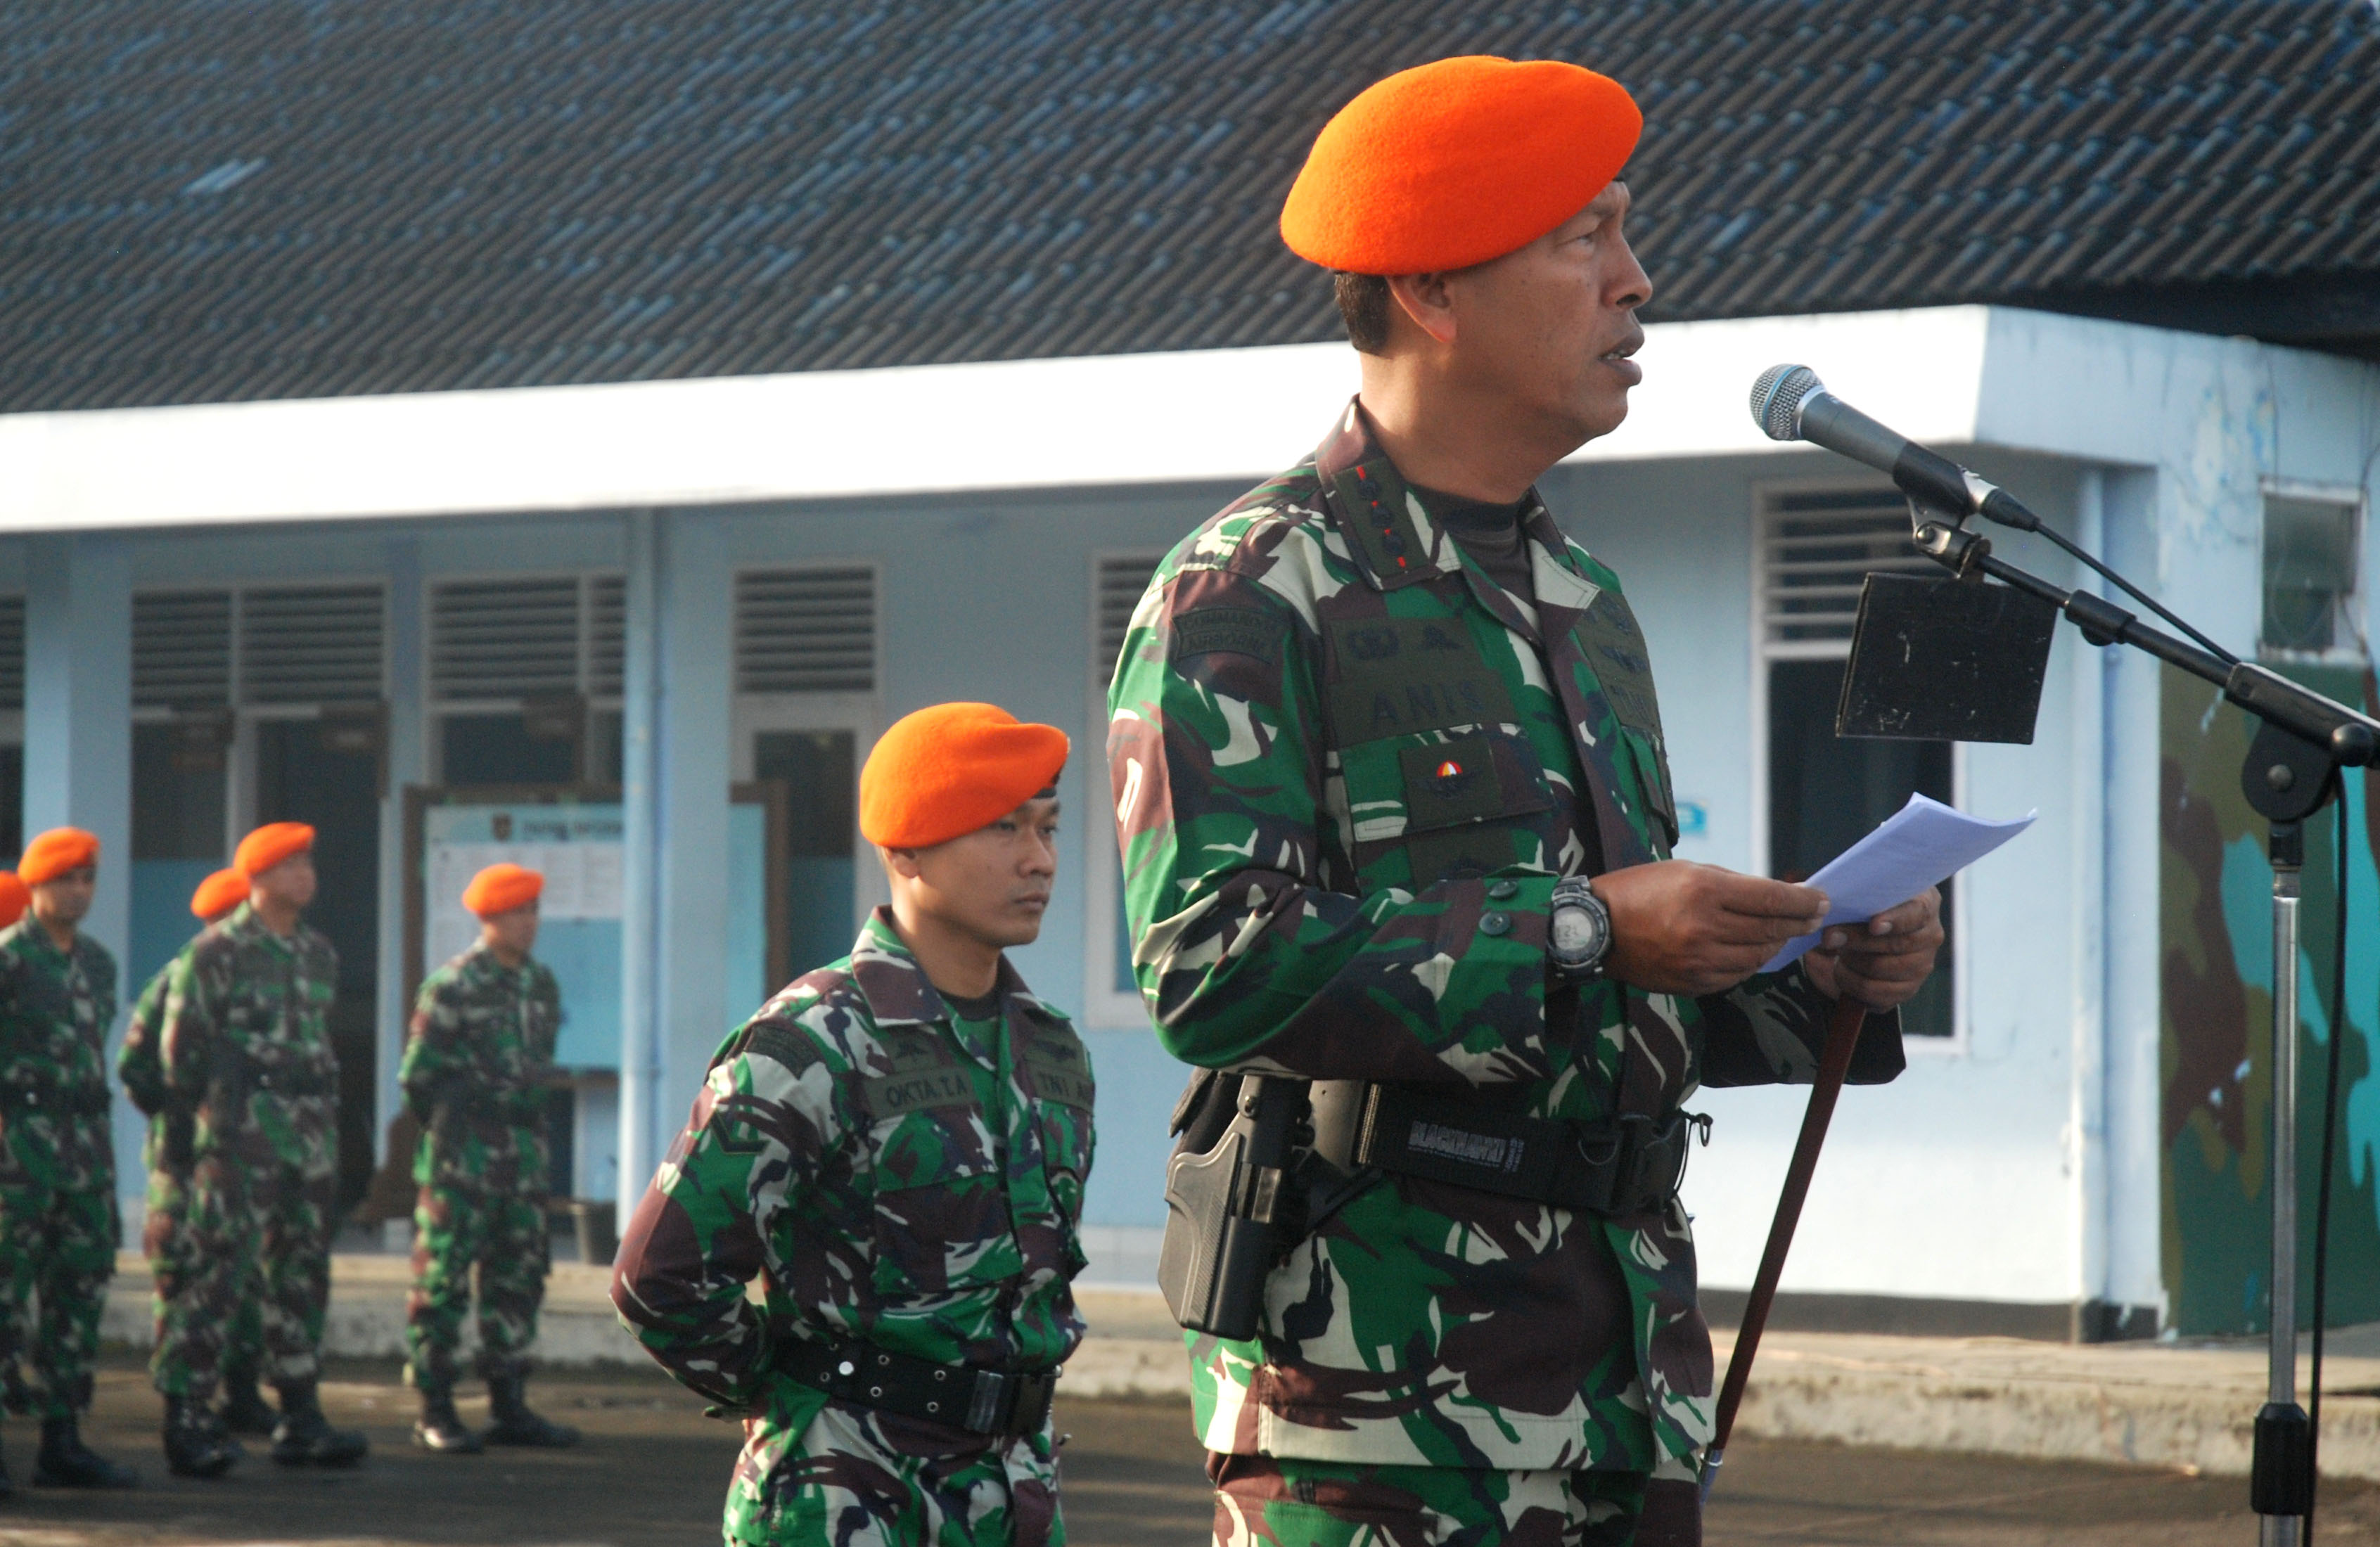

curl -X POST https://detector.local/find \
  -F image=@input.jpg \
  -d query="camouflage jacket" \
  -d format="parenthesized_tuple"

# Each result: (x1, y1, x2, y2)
(0, 920, 118, 1191)
(1106, 402, 1905, 1472)
(119, 951, 189, 1172)
(613, 909, 1096, 1425)
(160, 902, 341, 1176)
(401, 940, 562, 1195)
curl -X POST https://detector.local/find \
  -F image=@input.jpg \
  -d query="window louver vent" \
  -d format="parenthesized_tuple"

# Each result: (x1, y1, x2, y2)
(587, 575, 626, 700)
(241, 584, 384, 704)
(134, 590, 233, 709)
(1759, 489, 1935, 648)
(1096, 556, 1164, 686)
(432, 577, 582, 702)
(0, 597, 22, 712)
(736, 567, 876, 694)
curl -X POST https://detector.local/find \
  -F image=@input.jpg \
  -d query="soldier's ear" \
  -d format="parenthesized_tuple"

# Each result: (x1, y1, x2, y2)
(878, 845, 923, 882)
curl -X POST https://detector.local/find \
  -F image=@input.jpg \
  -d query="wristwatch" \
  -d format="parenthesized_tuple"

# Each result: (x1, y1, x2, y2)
(1547, 875, 1613, 980)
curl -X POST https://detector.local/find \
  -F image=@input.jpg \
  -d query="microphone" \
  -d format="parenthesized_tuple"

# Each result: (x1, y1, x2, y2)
(1748, 364, 2042, 533)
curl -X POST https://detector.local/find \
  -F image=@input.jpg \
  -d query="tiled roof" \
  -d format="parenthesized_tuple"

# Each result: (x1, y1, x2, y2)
(4, 0, 2376, 412)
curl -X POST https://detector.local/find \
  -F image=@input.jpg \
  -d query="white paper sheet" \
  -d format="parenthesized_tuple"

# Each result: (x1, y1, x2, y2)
(1760, 794, 2036, 973)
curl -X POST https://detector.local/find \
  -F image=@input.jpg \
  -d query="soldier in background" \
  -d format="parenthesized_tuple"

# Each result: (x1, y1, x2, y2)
(154, 823, 368, 1473)
(613, 702, 1094, 1547)
(118, 867, 274, 1461)
(402, 861, 577, 1454)
(1108, 58, 1943, 1546)
(0, 830, 136, 1493)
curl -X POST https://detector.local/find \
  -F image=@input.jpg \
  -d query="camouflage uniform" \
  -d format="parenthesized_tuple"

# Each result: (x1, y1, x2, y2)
(399, 939, 562, 1392)
(613, 910, 1096, 1547)
(0, 920, 117, 1420)
(1107, 404, 1905, 1539)
(151, 902, 341, 1400)
(119, 955, 266, 1388)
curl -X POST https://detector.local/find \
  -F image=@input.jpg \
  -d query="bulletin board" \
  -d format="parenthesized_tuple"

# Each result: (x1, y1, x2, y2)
(403, 785, 788, 1070)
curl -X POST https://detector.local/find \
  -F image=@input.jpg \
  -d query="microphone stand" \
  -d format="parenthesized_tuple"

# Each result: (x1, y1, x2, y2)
(1906, 508, 2378, 1546)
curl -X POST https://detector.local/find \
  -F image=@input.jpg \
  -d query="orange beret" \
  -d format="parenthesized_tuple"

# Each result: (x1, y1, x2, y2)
(1281, 56, 1642, 274)
(463, 863, 543, 918)
(19, 828, 100, 887)
(233, 822, 314, 878)
(191, 868, 250, 923)
(860, 703, 1069, 849)
(0, 874, 27, 929)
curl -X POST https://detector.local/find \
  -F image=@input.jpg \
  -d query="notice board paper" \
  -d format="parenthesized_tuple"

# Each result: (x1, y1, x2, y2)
(1760, 793, 2035, 973)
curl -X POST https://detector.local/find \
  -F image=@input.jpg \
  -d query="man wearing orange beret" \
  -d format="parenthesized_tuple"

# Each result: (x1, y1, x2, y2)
(0, 829, 137, 1492)
(1111, 56, 1942, 1546)
(614, 702, 1097, 1547)
(118, 869, 276, 1463)
(153, 823, 369, 1473)
(399, 862, 576, 1454)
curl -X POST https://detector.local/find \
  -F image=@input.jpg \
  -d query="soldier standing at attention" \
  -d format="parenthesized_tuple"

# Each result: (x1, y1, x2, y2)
(1107, 58, 1947, 1546)
(613, 702, 1095, 1547)
(402, 861, 578, 1454)
(118, 867, 276, 1458)
(154, 823, 368, 1474)
(0, 829, 137, 1494)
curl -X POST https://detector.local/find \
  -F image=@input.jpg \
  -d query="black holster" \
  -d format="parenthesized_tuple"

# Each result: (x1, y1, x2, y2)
(1156, 1072, 1307, 1341)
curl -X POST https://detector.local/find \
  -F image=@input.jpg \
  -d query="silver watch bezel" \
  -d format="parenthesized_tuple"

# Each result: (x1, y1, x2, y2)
(1547, 877, 1611, 977)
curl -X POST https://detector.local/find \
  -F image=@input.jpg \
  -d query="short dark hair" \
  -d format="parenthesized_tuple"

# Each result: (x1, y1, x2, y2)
(1333, 272, 1392, 354)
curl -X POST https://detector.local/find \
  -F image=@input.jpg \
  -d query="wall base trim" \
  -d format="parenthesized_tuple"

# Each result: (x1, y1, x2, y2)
(1698, 1290, 2162, 1344)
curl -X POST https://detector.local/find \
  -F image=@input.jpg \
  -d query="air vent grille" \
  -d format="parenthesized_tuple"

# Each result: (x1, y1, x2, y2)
(1096, 555, 1164, 687)
(431, 577, 582, 701)
(736, 567, 876, 695)
(1759, 489, 1935, 648)
(0, 597, 21, 712)
(587, 575, 626, 699)
(241, 584, 384, 704)
(134, 590, 233, 709)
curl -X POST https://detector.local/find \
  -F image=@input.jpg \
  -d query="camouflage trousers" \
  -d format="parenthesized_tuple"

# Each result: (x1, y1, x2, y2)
(1208, 1454, 1647, 1547)
(404, 1182, 549, 1391)
(144, 1164, 265, 1382)
(727, 1381, 1062, 1547)
(0, 1181, 117, 1419)
(151, 1153, 335, 1399)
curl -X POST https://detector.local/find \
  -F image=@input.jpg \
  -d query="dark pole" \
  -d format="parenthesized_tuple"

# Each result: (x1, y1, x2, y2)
(1700, 994, 1871, 1501)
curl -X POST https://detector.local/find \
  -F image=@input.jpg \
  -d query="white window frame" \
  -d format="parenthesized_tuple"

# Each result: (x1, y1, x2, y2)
(1746, 475, 1967, 1054)
(1082, 550, 1165, 1031)
(2258, 480, 2369, 666)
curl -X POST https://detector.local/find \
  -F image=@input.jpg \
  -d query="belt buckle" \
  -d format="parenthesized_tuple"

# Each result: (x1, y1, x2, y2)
(963, 1370, 1011, 1434)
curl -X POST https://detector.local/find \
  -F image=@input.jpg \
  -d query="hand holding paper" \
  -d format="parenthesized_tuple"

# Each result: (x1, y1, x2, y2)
(1762, 795, 2035, 974)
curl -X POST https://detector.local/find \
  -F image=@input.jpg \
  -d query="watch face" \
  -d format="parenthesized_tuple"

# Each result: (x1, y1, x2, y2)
(1551, 904, 1602, 957)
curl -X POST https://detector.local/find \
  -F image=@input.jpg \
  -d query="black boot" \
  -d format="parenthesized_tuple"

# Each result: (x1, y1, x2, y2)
(482, 1373, 577, 1448)
(218, 1366, 278, 1437)
(411, 1387, 481, 1455)
(162, 1397, 239, 1479)
(269, 1382, 369, 1467)
(33, 1415, 137, 1489)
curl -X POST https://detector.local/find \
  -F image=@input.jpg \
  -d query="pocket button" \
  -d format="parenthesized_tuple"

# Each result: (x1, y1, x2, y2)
(1486, 880, 1520, 901)
(1479, 911, 1512, 937)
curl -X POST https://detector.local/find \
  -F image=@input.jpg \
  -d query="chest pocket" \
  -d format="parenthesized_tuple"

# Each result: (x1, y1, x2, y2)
(1324, 613, 1556, 891)
(859, 1029, 1018, 1296)
(1570, 591, 1679, 855)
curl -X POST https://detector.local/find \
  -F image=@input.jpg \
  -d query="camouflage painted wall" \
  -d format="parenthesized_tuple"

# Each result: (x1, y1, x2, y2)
(2161, 662, 2380, 1335)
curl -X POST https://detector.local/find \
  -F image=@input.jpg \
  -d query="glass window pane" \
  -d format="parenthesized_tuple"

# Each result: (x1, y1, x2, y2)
(442, 712, 577, 785)
(2262, 495, 2359, 656)
(1769, 658, 1955, 1037)
(754, 731, 857, 973)
(133, 722, 227, 860)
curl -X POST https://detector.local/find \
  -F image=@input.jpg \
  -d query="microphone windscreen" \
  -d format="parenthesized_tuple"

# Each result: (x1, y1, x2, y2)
(1750, 364, 1822, 442)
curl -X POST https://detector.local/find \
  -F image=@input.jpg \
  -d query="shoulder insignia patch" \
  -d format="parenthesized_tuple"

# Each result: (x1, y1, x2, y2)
(1170, 607, 1284, 665)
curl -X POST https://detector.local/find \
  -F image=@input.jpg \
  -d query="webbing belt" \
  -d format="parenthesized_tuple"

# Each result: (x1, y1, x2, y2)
(776, 1339, 1057, 1439)
(1309, 1081, 1708, 1217)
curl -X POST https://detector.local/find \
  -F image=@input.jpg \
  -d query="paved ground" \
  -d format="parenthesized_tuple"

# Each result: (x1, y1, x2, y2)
(2, 1354, 2375, 1546)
